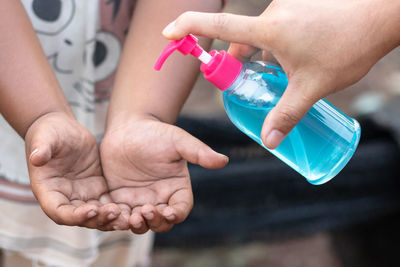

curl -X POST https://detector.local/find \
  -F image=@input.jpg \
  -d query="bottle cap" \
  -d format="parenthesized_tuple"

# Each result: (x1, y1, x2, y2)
(155, 34, 243, 91)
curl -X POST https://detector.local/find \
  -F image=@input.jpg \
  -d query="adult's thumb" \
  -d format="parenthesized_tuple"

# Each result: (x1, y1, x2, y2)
(261, 79, 319, 149)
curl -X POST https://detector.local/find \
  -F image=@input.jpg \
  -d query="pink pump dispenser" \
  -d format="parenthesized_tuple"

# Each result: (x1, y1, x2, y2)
(155, 34, 243, 91)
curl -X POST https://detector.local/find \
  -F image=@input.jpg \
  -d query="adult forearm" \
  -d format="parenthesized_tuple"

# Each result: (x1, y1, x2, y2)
(379, 0, 400, 49)
(0, 1, 72, 137)
(106, 0, 222, 129)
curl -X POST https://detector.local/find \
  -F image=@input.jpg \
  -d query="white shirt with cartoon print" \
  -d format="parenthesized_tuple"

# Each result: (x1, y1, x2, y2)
(0, 1, 153, 266)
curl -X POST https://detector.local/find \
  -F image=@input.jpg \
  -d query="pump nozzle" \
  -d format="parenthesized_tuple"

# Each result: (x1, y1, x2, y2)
(154, 34, 212, 70)
(155, 34, 243, 91)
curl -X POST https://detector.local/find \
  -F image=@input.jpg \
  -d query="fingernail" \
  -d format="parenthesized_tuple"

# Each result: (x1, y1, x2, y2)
(164, 210, 175, 220)
(218, 153, 229, 162)
(264, 129, 285, 149)
(87, 210, 97, 219)
(107, 212, 117, 220)
(113, 225, 120, 230)
(166, 214, 175, 221)
(133, 222, 142, 229)
(162, 21, 176, 37)
(217, 152, 227, 158)
(30, 148, 39, 157)
(143, 212, 154, 220)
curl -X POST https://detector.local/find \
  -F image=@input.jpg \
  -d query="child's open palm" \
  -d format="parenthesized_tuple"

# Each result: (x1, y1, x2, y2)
(100, 115, 228, 233)
(25, 112, 126, 230)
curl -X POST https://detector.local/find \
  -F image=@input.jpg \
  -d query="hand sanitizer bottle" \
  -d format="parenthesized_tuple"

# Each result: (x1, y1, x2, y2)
(155, 35, 361, 185)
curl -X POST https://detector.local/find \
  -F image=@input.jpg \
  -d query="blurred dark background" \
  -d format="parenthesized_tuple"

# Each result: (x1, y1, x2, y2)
(151, 1, 400, 266)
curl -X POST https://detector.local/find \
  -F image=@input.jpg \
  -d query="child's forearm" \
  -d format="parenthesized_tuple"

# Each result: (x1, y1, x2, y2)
(106, 0, 223, 128)
(0, 1, 73, 138)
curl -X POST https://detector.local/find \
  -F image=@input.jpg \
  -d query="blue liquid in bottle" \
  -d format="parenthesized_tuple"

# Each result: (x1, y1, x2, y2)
(223, 62, 361, 184)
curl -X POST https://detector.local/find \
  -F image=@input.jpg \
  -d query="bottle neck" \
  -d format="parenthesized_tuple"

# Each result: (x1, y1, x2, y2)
(224, 68, 246, 93)
(201, 50, 244, 91)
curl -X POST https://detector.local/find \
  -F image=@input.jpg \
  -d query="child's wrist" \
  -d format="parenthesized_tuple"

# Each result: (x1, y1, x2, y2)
(104, 111, 163, 135)
(23, 110, 75, 140)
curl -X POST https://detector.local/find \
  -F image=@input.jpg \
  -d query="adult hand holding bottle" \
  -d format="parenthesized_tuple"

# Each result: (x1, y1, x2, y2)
(162, 0, 400, 149)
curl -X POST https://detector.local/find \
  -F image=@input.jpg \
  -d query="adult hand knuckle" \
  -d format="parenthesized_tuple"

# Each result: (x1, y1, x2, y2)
(176, 11, 195, 28)
(262, 10, 294, 44)
(278, 105, 302, 127)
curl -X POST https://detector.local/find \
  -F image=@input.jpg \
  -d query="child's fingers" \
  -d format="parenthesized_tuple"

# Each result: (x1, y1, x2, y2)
(174, 127, 229, 169)
(109, 204, 132, 231)
(36, 188, 127, 230)
(35, 190, 93, 225)
(38, 190, 122, 229)
(91, 203, 120, 227)
(141, 204, 172, 232)
(53, 203, 100, 226)
(141, 204, 161, 228)
(84, 196, 122, 230)
(163, 188, 193, 225)
(67, 201, 120, 230)
(130, 208, 149, 234)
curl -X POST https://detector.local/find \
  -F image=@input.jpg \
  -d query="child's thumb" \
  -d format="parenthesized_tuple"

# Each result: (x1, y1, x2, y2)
(28, 131, 56, 167)
(174, 128, 229, 169)
(29, 145, 52, 167)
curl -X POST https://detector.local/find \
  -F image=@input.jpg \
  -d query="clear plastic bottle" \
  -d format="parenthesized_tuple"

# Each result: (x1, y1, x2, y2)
(222, 61, 360, 184)
(155, 35, 361, 185)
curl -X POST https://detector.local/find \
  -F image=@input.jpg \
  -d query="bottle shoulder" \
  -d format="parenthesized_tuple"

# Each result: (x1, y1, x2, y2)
(243, 61, 284, 73)
(243, 61, 287, 83)
(223, 61, 288, 103)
